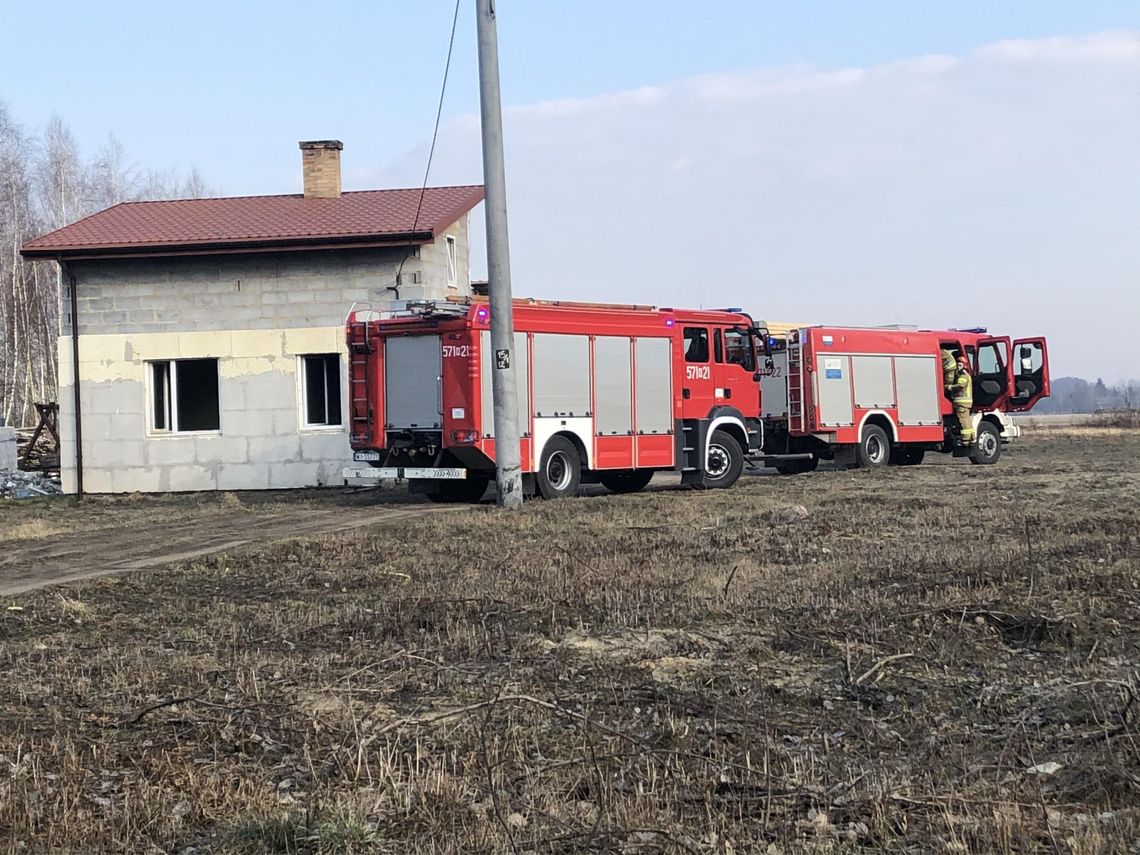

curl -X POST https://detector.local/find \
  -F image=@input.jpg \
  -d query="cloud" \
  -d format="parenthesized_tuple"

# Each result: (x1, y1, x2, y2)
(374, 32, 1140, 380)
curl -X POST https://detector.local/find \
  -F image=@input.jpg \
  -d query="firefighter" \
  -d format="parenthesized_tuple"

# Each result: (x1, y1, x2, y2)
(940, 349, 956, 385)
(947, 354, 975, 444)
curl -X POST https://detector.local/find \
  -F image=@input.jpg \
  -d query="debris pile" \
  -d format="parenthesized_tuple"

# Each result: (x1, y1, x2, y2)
(1, 469, 62, 499)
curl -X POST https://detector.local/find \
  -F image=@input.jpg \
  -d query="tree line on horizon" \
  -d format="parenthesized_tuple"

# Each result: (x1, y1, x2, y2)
(0, 102, 212, 427)
(1033, 376, 1140, 415)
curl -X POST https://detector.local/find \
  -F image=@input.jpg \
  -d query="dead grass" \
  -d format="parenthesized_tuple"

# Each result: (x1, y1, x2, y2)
(1088, 410, 1140, 430)
(0, 486, 410, 545)
(0, 432, 1137, 853)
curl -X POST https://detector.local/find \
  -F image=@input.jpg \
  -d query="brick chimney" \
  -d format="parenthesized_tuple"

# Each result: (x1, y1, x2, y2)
(299, 140, 343, 198)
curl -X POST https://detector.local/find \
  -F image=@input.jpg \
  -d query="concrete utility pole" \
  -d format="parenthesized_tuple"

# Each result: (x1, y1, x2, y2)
(476, 0, 523, 509)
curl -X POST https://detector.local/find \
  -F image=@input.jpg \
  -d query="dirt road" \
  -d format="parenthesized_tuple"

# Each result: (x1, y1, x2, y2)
(0, 497, 462, 596)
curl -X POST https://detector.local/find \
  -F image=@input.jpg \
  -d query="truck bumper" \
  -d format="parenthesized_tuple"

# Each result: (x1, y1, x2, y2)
(343, 467, 468, 481)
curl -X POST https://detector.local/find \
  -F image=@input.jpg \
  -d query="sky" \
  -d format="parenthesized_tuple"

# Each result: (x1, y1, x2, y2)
(4, 1, 1139, 380)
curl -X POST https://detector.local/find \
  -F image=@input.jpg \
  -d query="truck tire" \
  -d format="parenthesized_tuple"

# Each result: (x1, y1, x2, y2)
(969, 421, 1002, 465)
(891, 447, 925, 466)
(599, 468, 655, 494)
(424, 475, 490, 503)
(537, 436, 582, 499)
(856, 424, 891, 468)
(701, 429, 744, 489)
(774, 457, 819, 475)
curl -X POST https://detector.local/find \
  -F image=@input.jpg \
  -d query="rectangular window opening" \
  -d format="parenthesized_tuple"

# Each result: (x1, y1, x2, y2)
(445, 235, 458, 287)
(302, 353, 343, 428)
(149, 358, 220, 433)
(152, 361, 171, 431)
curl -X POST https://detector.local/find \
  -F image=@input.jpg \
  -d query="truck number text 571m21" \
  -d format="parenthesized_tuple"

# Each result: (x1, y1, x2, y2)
(685, 365, 711, 380)
(442, 345, 471, 358)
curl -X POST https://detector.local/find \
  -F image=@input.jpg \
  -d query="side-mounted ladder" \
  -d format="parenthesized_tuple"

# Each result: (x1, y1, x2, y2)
(347, 320, 375, 444)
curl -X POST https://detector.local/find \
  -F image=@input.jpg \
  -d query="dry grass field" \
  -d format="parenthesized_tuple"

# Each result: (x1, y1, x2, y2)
(1, 429, 1137, 853)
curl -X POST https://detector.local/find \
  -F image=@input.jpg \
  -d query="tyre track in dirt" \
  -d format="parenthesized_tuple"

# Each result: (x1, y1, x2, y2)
(0, 502, 463, 596)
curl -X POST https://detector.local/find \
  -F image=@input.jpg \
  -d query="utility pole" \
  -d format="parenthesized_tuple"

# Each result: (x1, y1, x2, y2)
(475, 0, 523, 509)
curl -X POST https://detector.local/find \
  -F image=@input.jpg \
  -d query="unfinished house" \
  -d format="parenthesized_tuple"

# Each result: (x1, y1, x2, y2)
(20, 141, 484, 493)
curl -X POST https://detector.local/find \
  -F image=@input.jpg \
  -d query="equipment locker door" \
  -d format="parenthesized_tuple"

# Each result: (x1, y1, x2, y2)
(1008, 337, 1050, 411)
(385, 335, 442, 429)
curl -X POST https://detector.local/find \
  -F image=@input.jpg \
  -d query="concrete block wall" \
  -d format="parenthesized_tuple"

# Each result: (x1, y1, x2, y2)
(57, 326, 357, 493)
(54, 217, 475, 493)
(418, 214, 471, 295)
(63, 217, 473, 337)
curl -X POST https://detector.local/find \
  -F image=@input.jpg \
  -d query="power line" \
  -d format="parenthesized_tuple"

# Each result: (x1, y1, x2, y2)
(395, 0, 463, 295)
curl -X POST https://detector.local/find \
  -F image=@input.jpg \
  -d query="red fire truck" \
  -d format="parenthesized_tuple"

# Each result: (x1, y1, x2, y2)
(759, 325, 1050, 472)
(343, 299, 769, 500)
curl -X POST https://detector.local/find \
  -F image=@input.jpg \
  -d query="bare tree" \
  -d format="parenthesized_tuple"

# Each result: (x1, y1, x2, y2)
(0, 104, 41, 426)
(0, 103, 215, 427)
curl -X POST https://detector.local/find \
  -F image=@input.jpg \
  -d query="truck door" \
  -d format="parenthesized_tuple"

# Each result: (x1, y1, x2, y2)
(1008, 337, 1050, 411)
(680, 325, 716, 418)
(973, 336, 1011, 411)
(717, 327, 759, 415)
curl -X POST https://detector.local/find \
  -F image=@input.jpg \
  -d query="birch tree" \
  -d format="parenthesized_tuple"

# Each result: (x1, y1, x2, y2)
(0, 103, 214, 427)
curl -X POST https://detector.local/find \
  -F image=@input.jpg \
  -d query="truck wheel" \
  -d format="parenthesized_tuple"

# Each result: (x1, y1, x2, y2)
(701, 429, 744, 489)
(599, 468, 654, 494)
(774, 457, 819, 475)
(856, 425, 891, 468)
(891, 447, 925, 466)
(537, 436, 582, 499)
(424, 475, 490, 503)
(969, 422, 1002, 465)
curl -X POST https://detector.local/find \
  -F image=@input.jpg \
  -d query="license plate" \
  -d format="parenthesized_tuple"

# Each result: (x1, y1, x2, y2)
(353, 450, 381, 462)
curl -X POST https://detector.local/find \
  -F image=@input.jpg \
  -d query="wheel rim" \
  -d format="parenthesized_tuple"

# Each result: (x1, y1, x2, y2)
(865, 434, 885, 464)
(979, 430, 998, 458)
(706, 444, 731, 479)
(545, 450, 572, 491)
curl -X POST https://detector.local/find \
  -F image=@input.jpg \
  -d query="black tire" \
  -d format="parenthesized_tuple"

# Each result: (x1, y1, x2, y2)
(774, 457, 819, 475)
(891, 447, 925, 467)
(537, 436, 582, 499)
(701, 429, 745, 489)
(599, 468, 655, 494)
(969, 421, 1002, 466)
(856, 424, 891, 469)
(423, 475, 490, 503)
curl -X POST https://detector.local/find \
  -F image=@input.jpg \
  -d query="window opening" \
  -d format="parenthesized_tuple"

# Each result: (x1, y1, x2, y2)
(446, 235, 457, 286)
(302, 354, 343, 427)
(149, 358, 220, 433)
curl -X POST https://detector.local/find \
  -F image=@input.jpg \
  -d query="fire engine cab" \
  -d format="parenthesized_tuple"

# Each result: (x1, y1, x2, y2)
(760, 325, 1050, 471)
(343, 299, 769, 501)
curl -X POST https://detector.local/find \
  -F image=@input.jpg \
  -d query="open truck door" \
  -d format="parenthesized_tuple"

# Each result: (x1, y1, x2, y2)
(972, 336, 1012, 411)
(1008, 337, 1050, 411)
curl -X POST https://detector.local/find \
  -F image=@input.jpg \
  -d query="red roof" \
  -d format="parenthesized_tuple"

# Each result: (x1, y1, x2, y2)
(21, 185, 484, 259)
